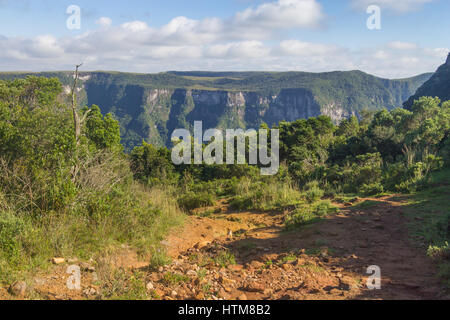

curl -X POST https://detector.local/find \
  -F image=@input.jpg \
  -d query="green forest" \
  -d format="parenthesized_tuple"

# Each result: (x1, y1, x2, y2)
(0, 75, 449, 298)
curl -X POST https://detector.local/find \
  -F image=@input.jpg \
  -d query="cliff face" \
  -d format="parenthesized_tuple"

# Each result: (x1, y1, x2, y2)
(0, 70, 432, 151)
(405, 53, 450, 108)
(121, 88, 322, 149)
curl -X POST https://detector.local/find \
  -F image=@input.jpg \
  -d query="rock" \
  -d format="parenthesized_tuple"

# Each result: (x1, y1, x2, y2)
(244, 282, 265, 293)
(294, 258, 306, 266)
(79, 262, 95, 272)
(228, 264, 243, 272)
(83, 287, 98, 297)
(146, 282, 154, 291)
(155, 288, 165, 298)
(171, 290, 178, 298)
(219, 276, 236, 287)
(8, 281, 27, 297)
(195, 292, 205, 300)
(339, 277, 358, 291)
(282, 263, 292, 271)
(247, 261, 264, 269)
(194, 241, 211, 249)
(186, 270, 197, 277)
(263, 288, 273, 295)
(237, 293, 248, 300)
(34, 278, 46, 286)
(218, 288, 229, 299)
(52, 257, 65, 265)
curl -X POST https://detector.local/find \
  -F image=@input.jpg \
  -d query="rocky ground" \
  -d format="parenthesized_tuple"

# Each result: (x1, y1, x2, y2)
(1, 196, 447, 300)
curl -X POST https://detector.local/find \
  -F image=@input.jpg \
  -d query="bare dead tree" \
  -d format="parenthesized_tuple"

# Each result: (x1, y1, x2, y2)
(70, 63, 92, 181)
(71, 64, 93, 143)
(71, 63, 85, 145)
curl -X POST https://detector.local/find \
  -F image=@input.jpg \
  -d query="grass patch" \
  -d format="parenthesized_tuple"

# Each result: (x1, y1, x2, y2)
(178, 192, 215, 212)
(352, 200, 381, 209)
(161, 272, 190, 286)
(212, 250, 236, 268)
(285, 200, 339, 230)
(229, 178, 302, 211)
(401, 168, 450, 289)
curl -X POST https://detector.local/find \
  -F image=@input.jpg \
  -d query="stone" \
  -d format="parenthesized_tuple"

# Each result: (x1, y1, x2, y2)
(195, 292, 205, 300)
(218, 288, 229, 299)
(146, 282, 154, 291)
(83, 287, 98, 297)
(8, 281, 27, 297)
(219, 276, 236, 287)
(245, 282, 265, 293)
(237, 293, 248, 300)
(79, 262, 95, 272)
(34, 278, 46, 286)
(194, 241, 211, 249)
(248, 261, 264, 269)
(171, 290, 178, 298)
(263, 288, 273, 295)
(282, 263, 292, 271)
(155, 288, 165, 298)
(228, 264, 243, 272)
(186, 270, 197, 277)
(52, 257, 65, 264)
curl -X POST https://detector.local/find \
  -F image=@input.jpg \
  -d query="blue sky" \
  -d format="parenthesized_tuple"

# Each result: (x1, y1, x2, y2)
(0, 0, 448, 78)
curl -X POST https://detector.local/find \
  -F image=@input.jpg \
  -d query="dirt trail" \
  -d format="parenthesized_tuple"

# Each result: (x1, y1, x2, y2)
(157, 196, 444, 300)
(2, 196, 445, 300)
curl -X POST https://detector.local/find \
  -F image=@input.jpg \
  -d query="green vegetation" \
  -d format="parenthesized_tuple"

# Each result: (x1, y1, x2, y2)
(0, 70, 431, 151)
(400, 168, 450, 289)
(0, 72, 448, 293)
(405, 54, 450, 108)
(285, 200, 339, 230)
(0, 77, 184, 284)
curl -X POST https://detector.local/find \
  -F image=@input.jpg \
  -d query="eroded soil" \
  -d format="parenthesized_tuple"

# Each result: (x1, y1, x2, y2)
(1, 196, 446, 300)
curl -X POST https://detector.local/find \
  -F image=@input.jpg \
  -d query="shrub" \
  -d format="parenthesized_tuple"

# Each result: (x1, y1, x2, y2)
(285, 200, 339, 230)
(359, 182, 384, 196)
(0, 211, 27, 259)
(229, 178, 302, 211)
(427, 242, 450, 260)
(213, 250, 236, 268)
(304, 181, 324, 203)
(177, 192, 215, 211)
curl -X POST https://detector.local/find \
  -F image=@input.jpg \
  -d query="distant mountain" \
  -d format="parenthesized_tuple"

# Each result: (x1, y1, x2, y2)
(405, 53, 450, 108)
(0, 70, 432, 151)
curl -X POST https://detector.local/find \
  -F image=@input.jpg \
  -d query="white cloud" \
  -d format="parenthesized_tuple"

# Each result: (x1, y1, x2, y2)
(233, 0, 324, 29)
(0, 0, 447, 78)
(352, 0, 433, 13)
(206, 41, 270, 59)
(95, 17, 112, 28)
(387, 41, 418, 50)
(279, 40, 339, 56)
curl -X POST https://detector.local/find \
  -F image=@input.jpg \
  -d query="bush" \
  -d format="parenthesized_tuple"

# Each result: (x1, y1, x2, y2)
(304, 181, 324, 203)
(285, 200, 339, 230)
(229, 178, 302, 211)
(359, 182, 384, 196)
(427, 242, 450, 260)
(0, 211, 27, 259)
(178, 192, 215, 211)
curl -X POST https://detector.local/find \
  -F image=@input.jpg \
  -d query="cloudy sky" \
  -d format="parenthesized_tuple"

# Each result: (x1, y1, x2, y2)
(0, 0, 448, 78)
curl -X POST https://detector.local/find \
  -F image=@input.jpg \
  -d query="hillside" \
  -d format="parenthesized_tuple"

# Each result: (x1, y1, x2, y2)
(0, 70, 432, 151)
(405, 53, 450, 108)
